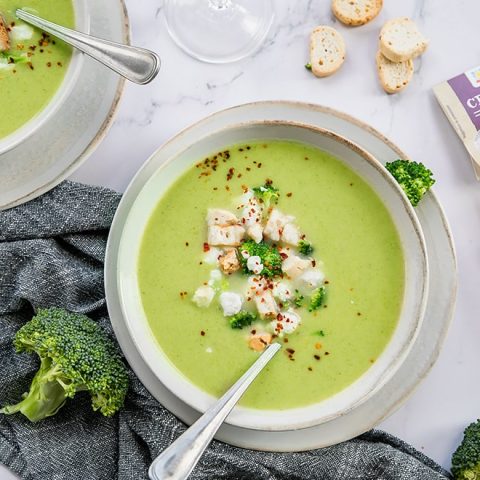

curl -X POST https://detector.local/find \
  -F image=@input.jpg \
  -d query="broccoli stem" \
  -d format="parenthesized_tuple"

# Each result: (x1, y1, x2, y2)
(1, 357, 68, 422)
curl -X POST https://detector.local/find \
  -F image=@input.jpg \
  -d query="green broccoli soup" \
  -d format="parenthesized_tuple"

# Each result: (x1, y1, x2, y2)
(0, 0, 74, 139)
(138, 140, 405, 410)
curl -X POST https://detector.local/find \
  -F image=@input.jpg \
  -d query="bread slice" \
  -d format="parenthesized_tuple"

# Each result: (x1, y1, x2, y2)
(332, 0, 383, 27)
(376, 51, 413, 94)
(379, 17, 428, 62)
(0, 16, 10, 52)
(309, 26, 346, 78)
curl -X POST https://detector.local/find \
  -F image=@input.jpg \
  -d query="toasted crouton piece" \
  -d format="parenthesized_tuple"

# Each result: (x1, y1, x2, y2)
(379, 17, 428, 62)
(332, 0, 383, 27)
(376, 51, 413, 94)
(219, 248, 240, 274)
(0, 16, 10, 52)
(309, 26, 346, 78)
(254, 291, 278, 318)
(208, 225, 245, 247)
(248, 333, 272, 352)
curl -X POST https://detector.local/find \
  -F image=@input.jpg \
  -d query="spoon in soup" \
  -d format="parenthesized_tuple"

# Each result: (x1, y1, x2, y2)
(149, 342, 281, 480)
(15, 9, 160, 85)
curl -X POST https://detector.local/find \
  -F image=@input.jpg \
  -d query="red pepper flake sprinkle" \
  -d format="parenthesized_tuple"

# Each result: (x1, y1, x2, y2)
(308, 367, 313, 371)
(286, 192, 292, 197)
(200, 330, 205, 336)
(325, 280, 330, 285)
(286, 348, 295, 355)
(226, 168, 235, 181)
(250, 329, 256, 335)
(257, 163, 262, 168)
(246, 146, 251, 150)
(225, 185, 230, 192)
(179, 291, 188, 299)
(325, 352, 330, 355)
(312, 260, 316, 267)
(203, 243, 210, 252)
(246, 167, 251, 171)
(185, 242, 189, 247)
(357, 312, 362, 316)
(46, 61, 52, 67)
(314, 354, 321, 360)
(283, 338, 289, 343)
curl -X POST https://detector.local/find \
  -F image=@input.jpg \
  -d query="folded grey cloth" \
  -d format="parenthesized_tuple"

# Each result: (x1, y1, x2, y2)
(0, 181, 451, 480)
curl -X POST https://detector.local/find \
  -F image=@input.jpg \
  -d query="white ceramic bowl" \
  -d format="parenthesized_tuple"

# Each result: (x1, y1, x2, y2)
(117, 121, 429, 431)
(0, 0, 127, 209)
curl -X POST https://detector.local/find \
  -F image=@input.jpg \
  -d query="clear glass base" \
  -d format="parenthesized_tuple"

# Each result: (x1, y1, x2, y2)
(164, 0, 274, 64)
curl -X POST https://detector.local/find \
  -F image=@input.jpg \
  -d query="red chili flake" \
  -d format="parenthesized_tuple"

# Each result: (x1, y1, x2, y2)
(280, 252, 288, 260)
(286, 348, 295, 355)
(357, 312, 362, 316)
(213, 187, 218, 191)
(325, 280, 330, 285)
(257, 163, 262, 168)
(283, 338, 289, 343)
(349, 182, 354, 187)
(200, 330, 205, 336)
(251, 329, 256, 335)
(225, 185, 230, 192)
(325, 352, 330, 355)
(304, 156, 309, 160)
(39, 48, 44, 53)
(203, 243, 210, 252)
(226, 168, 235, 181)
(286, 192, 292, 197)
(27, 62, 34, 70)
(237, 173, 242, 178)
(369, 358, 375, 363)
(314, 355, 321, 360)
(246, 167, 251, 171)
(199, 261, 203, 265)
(312, 260, 316, 267)
(289, 358, 295, 361)
(185, 242, 189, 246)
(308, 367, 313, 371)
(246, 146, 251, 150)
(46, 62, 52, 67)
(239, 148, 244, 152)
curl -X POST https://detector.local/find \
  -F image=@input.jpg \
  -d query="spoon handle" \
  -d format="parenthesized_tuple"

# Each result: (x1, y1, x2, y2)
(149, 342, 281, 480)
(16, 9, 160, 85)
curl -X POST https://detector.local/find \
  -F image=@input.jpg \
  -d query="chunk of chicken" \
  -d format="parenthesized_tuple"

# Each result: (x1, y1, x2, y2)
(208, 225, 245, 246)
(281, 223, 301, 246)
(218, 248, 240, 274)
(254, 290, 278, 318)
(282, 253, 311, 279)
(264, 209, 294, 242)
(271, 309, 301, 335)
(248, 333, 272, 352)
(239, 192, 264, 243)
(206, 208, 239, 227)
(0, 16, 10, 52)
(247, 224, 263, 244)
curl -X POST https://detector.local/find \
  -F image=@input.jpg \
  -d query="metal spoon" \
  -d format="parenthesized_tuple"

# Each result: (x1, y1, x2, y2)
(149, 342, 281, 480)
(16, 9, 160, 85)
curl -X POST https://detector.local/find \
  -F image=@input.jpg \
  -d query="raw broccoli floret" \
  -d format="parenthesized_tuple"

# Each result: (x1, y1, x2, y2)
(385, 159, 435, 207)
(298, 240, 314, 256)
(0, 308, 129, 422)
(452, 420, 480, 480)
(293, 290, 305, 308)
(252, 183, 280, 209)
(309, 286, 327, 312)
(228, 311, 257, 329)
(238, 240, 283, 277)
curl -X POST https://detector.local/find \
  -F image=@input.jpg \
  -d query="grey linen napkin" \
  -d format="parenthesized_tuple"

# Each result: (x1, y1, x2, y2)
(0, 181, 451, 480)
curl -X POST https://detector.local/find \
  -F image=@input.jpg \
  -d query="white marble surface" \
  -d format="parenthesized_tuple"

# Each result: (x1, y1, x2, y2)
(2, 0, 480, 478)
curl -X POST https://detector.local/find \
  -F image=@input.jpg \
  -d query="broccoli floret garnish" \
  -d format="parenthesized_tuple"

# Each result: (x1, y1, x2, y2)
(252, 183, 280, 209)
(309, 286, 327, 312)
(385, 159, 435, 207)
(293, 290, 305, 308)
(305, 63, 312, 71)
(298, 240, 314, 256)
(228, 311, 257, 329)
(0, 308, 129, 422)
(452, 420, 480, 480)
(238, 240, 283, 277)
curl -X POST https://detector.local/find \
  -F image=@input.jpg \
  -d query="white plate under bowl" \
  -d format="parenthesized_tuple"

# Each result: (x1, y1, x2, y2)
(0, 0, 128, 210)
(105, 101, 457, 450)
(116, 121, 429, 432)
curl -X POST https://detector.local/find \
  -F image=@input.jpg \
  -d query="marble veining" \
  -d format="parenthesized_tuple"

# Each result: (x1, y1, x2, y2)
(9, 0, 477, 473)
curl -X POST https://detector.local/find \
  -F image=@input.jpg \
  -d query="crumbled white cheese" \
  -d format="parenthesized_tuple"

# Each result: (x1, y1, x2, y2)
(206, 347, 213, 353)
(264, 209, 293, 242)
(240, 249, 250, 259)
(246, 255, 264, 274)
(219, 292, 243, 316)
(207, 269, 225, 290)
(203, 247, 223, 265)
(271, 309, 301, 335)
(192, 286, 215, 308)
(272, 282, 293, 302)
(298, 269, 325, 290)
(282, 254, 311, 279)
(10, 25, 34, 41)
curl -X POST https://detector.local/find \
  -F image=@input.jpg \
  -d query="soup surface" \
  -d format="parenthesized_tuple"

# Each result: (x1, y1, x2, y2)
(0, 0, 74, 139)
(138, 140, 404, 410)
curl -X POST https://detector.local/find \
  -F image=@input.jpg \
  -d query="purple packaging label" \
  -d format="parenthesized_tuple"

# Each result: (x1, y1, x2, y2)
(448, 66, 480, 131)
